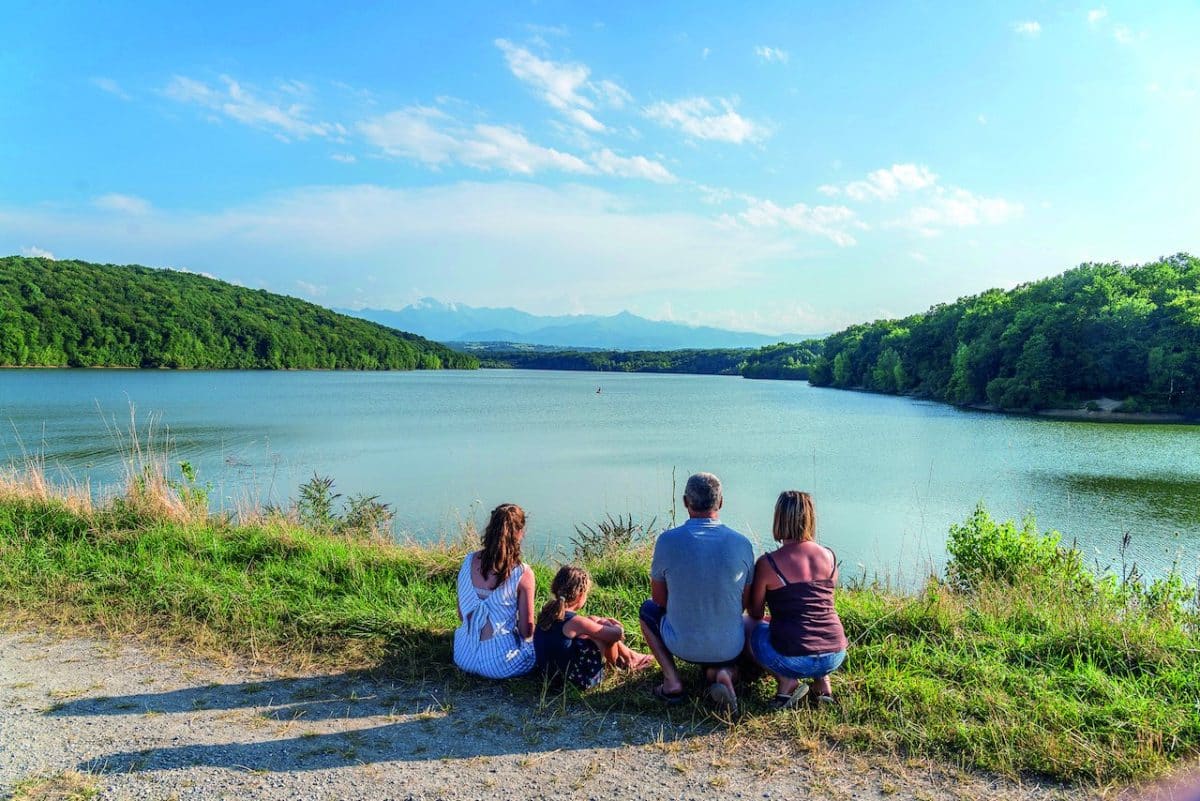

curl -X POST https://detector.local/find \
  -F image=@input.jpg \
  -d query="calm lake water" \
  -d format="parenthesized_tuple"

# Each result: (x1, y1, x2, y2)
(3, 369, 1198, 582)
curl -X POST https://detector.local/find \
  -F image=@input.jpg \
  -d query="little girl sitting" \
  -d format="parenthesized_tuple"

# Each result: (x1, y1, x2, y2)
(534, 565, 654, 689)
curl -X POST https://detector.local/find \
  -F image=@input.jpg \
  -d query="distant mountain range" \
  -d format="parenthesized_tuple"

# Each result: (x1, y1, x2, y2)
(340, 298, 817, 350)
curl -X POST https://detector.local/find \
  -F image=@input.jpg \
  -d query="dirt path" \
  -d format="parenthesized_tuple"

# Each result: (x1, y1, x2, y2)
(0, 630, 1078, 801)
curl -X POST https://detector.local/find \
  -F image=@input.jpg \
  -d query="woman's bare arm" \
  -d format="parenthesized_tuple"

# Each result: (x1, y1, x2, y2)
(516, 567, 535, 640)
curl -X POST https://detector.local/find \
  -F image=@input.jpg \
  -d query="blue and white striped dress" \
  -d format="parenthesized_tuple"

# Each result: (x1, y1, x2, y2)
(453, 552, 536, 679)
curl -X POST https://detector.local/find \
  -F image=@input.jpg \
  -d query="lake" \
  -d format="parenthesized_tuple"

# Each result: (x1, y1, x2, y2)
(3, 369, 1198, 583)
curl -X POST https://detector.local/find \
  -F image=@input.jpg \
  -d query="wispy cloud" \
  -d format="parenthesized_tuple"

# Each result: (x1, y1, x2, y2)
(20, 246, 55, 259)
(164, 75, 337, 141)
(90, 77, 131, 101)
(1087, 8, 1108, 24)
(1113, 24, 1137, 45)
(892, 188, 1023, 235)
(820, 164, 1022, 236)
(295, 280, 327, 297)
(592, 149, 675, 183)
(360, 106, 671, 182)
(1013, 21, 1042, 37)
(495, 39, 629, 132)
(93, 193, 152, 215)
(821, 164, 938, 201)
(360, 107, 594, 175)
(0, 183, 812, 313)
(644, 97, 765, 144)
(331, 153, 357, 164)
(736, 198, 861, 246)
(754, 45, 790, 64)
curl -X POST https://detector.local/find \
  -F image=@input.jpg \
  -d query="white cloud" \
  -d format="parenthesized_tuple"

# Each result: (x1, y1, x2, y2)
(164, 75, 334, 141)
(977, 113, 988, 125)
(893, 188, 1024, 235)
(495, 39, 630, 132)
(295, 280, 327, 297)
(331, 153, 357, 163)
(835, 164, 938, 201)
(737, 198, 861, 247)
(1087, 8, 1108, 24)
(754, 45, 790, 64)
(591, 149, 675, 183)
(821, 164, 1022, 235)
(90, 77, 131, 101)
(464, 124, 595, 174)
(93, 194, 152, 215)
(0, 183, 811, 313)
(20, 246, 55, 259)
(566, 107, 606, 132)
(594, 80, 632, 109)
(360, 107, 671, 181)
(1013, 21, 1042, 36)
(701, 47, 711, 60)
(643, 97, 765, 144)
(360, 107, 593, 175)
(1113, 25, 1136, 44)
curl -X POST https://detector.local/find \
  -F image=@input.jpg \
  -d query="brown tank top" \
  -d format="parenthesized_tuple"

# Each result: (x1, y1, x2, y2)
(763, 549, 848, 656)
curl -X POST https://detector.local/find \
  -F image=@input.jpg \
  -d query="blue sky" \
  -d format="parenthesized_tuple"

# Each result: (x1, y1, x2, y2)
(3, 1, 1198, 334)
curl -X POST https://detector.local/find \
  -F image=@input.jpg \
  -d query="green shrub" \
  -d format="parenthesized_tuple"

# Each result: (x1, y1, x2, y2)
(946, 503, 1086, 590)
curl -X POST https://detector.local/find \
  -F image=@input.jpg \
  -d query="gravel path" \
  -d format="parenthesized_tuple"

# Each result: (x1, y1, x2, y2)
(0, 630, 1080, 801)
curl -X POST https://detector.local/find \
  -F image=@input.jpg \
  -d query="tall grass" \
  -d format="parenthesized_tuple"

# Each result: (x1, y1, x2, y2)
(0, 460, 1197, 787)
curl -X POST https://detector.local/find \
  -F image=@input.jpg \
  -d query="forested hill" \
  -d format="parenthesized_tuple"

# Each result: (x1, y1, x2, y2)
(0, 257, 478, 370)
(740, 253, 1200, 412)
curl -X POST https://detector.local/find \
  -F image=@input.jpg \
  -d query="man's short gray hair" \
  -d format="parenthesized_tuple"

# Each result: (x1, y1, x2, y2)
(684, 472, 722, 513)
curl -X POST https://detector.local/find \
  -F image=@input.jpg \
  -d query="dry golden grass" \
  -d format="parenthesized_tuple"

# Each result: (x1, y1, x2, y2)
(11, 770, 99, 801)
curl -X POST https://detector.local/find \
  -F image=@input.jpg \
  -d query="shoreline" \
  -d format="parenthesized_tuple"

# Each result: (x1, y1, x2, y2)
(6, 363, 1196, 424)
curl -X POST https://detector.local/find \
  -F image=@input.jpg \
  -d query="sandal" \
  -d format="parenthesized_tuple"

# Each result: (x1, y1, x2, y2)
(652, 684, 686, 705)
(768, 683, 810, 710)
(807, 690, 836, 709)
(707, 681, 738, 713)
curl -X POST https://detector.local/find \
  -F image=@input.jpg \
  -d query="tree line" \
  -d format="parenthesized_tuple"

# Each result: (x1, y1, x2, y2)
(475, 254, 1200, 413)
(0, 257, 478, 370)
(741, 253, 1200, 412)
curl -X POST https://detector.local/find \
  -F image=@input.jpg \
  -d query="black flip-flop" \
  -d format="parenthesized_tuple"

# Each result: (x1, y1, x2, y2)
(652, 684, 686, 705)
(768, 683, 809, 710)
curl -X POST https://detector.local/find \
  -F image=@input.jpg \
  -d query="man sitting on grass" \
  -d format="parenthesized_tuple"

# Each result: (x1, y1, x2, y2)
(639, 471, 755, 712)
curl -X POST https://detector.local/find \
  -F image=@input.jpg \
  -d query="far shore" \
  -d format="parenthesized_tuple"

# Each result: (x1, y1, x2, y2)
(7, 363, 1198, 424)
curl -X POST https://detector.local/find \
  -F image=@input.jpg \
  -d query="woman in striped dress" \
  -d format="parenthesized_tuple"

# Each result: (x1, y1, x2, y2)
(453, 503, 537, 679)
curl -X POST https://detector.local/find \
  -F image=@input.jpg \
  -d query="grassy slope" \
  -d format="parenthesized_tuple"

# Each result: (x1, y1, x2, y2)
(0, 491, 1197, 787)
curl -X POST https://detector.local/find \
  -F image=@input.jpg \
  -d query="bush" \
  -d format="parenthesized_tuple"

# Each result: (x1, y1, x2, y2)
(946, 503, 1086, 590)
(571, 513, 656, 561)
(295, 474, 394, 540)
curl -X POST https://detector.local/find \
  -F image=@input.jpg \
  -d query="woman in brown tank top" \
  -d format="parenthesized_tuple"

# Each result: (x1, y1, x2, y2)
(746, 491, 848, 709)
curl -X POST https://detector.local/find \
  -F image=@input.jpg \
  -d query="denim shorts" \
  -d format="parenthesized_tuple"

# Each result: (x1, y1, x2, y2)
(750, 622, 846, 680)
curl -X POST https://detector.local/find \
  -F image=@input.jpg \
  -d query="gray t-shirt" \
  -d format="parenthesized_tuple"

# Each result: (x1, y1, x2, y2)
(650, 517, 755, 663)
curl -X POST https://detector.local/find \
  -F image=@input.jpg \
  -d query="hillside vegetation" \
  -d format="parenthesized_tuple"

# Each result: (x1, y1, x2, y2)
(0, 257, 478, 370)
(742, 253, 1200, 412)
(472, 254, 1200, 414)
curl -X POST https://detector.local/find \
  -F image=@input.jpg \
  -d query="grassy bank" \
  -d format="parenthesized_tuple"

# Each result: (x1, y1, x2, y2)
(1, 469, 1197, 788)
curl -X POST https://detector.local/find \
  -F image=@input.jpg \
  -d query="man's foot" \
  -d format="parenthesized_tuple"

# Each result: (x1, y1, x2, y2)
(707, 681, 738, 713)
(652, 684, 686, 704)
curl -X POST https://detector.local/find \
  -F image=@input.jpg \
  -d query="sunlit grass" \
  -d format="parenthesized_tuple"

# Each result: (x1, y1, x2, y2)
(0, 463, 1197, 787)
